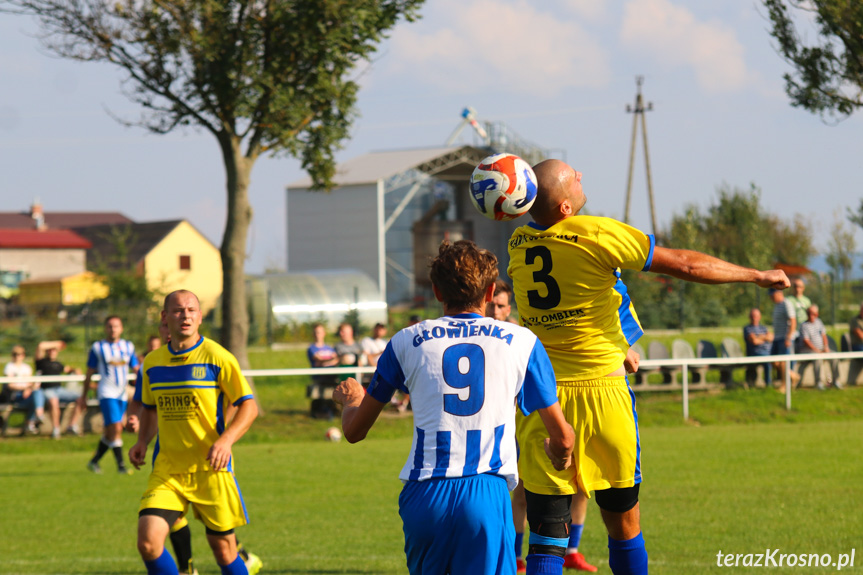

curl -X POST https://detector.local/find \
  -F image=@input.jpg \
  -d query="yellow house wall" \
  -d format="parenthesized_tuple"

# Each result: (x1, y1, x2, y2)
(18, 272, 108, 306)
(143, 222, 222, 315)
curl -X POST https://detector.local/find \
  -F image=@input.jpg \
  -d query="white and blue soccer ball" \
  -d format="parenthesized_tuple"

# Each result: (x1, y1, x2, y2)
(469, 153, 538, 221)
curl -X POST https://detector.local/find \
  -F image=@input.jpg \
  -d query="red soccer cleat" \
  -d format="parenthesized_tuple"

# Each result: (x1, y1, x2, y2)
(563, 552, 598, 572)
(516, 557, 527, 574)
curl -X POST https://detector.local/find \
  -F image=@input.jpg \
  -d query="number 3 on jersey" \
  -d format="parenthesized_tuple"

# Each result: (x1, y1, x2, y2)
(526, 245, 561, 310)
(442, 343, 485, 416)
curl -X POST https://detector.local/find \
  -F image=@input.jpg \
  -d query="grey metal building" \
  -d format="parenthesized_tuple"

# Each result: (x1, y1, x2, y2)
(285, 145, 528, 307)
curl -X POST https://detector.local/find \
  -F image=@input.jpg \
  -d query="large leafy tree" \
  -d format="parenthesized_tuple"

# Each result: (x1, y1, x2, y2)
(763, 0, 863, 119)
(0, 0, 423, 368)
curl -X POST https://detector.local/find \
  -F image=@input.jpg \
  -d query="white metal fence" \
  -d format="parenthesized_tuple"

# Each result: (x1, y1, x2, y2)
(3, 352, 863, 422)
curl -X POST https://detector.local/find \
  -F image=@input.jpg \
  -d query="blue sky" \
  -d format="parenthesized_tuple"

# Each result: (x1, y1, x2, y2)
(2, 0, 862, 274)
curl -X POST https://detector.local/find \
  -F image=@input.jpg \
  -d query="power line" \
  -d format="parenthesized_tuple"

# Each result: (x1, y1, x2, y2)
(623, 76, 657, 235)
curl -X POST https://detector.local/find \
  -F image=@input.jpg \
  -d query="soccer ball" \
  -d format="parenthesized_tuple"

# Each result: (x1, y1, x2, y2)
(325, 426, 342, 442)
(469, 153, 538, 221)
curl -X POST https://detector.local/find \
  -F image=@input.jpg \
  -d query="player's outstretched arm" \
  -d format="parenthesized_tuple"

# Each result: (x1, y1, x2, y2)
(334, 377, 386, 443)
(208, 397, 258, 471)
(650, 246, 790, 289)
(536, 403, 575, 471)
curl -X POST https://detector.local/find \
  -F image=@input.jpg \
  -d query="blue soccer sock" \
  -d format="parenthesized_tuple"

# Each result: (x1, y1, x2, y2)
(567, 524, 584, 552)
(608, 532, 648, 575)
(525, 554, 564, 574)
(220, 553, 249, 575)
(144, 548, 179, 575)
(515, 531, 525, 559)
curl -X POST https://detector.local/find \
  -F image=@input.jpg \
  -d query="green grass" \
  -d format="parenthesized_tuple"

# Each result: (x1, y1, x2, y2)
(2, 420, 862, 574)
(4, 345, 863, 574)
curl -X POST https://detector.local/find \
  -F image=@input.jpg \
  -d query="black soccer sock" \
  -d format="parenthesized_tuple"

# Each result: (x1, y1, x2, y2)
(169, 524, 194, 571)
(112, 445, 125, 468)
(91, 438, 110, 463)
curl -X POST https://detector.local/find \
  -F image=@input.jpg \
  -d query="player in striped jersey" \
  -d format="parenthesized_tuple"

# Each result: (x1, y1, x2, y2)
(334, 240, 574, 575)
(83, 315, 139, 474)
(130, 290, 258, 575)
(509, 159, 790, 575)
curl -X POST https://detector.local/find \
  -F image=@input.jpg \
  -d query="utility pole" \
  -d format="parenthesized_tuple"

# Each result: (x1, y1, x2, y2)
(623, 76, 657, 234)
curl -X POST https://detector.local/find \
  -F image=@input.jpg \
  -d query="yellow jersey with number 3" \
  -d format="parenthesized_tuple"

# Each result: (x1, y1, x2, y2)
(507, 215, 655, 380)
(141, 336, 254, 474)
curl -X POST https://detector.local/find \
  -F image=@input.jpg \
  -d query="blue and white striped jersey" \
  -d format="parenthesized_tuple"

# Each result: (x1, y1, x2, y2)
(87, 339, 139, 400)
(367, 313, 559, 490)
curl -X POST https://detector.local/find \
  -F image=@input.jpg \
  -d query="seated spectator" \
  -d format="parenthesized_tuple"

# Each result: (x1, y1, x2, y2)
(34, 340, 83, 439)
(847, 303, 863, 386)
(3, 345, 46, 435)
(743, 308, 773, 387)
(307, 323, 338, 368)
(335, 322, 365, 367)
(361, 323, 388, 367)
(797, 305, 840, 390)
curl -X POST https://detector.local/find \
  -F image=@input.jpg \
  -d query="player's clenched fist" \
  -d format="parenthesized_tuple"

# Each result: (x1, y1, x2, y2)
(333, 377, 365, 408)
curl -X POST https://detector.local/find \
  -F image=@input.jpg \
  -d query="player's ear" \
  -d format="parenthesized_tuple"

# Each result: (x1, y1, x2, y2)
(559, 199, 573, 217)
(483, 282, 496, 304)
(431, 283, 444, 303)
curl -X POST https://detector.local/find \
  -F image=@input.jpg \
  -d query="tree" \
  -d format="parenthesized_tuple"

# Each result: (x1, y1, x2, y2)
(1, 0, 424, 369)
(763, 0, 863, 119)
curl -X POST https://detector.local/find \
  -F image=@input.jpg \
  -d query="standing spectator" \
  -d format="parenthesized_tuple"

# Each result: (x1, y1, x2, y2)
(83, 316, 139, 474)
(34, 340, 82, 439)
(847, 302, 863, 386)
(786, 278, 811, 352)
(3, 345, 45, 435)
(307, 323, 338, 368)
(770, 288, 800, 391)
(335, 322, 365, 367)
(333, 240, 573, 575)
(130, 289, 257, 575)
(797, 305, 840, 389)
(360, 323, 389, 367)
(743, 309, 773, 388)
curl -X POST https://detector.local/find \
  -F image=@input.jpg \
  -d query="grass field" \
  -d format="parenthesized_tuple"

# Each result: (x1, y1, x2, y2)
(3, 385, 863, 574)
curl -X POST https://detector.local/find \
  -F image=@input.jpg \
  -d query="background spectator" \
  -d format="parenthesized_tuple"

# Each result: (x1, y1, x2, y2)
(361, 323, 388, 367)
(847, 303, 863, 386)
(3, 345, 45, 435)
(335, 322, 365, 367)
(34, 340, 82, 439)
(797, 305, 839, 390)
(488, 278, 519, 324)
(787, 278, 811, 353)
(743, 308, 773, 387)
(770, 288, 799, 390)
(307, 323, 338, 368)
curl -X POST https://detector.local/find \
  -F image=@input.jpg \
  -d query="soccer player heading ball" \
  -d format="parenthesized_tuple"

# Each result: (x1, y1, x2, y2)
(334, 239, 574, 575)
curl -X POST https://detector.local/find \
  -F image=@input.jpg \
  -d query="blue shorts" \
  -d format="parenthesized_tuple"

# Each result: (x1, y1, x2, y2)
(100, 397, 127, 426)
(399, 474, 514, 575)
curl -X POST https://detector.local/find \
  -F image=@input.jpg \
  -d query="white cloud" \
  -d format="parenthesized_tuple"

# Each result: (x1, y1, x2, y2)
(382, 0, 611, 95)
(620, 0, 748, 93)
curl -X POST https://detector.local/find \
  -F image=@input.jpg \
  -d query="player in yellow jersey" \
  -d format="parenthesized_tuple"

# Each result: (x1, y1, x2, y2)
(508, 159, 789, 575)
(130, 290, 258, 575)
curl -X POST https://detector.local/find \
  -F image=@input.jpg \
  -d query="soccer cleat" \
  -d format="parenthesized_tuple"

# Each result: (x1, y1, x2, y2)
(516, 557, 527, 574)
(563, 552, 598, 572)
(87, 461, 103, 474)
(117, 465, 133, 475)
(244, 551, 263, 574)
(178, 569, 199, 575)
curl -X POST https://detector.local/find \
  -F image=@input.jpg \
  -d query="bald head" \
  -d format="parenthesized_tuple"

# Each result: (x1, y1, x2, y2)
(529, 159, 585, 226)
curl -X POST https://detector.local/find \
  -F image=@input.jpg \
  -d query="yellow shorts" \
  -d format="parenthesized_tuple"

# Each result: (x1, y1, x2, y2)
(517, 376, 641, 496)
(139, 464, 249, 532)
